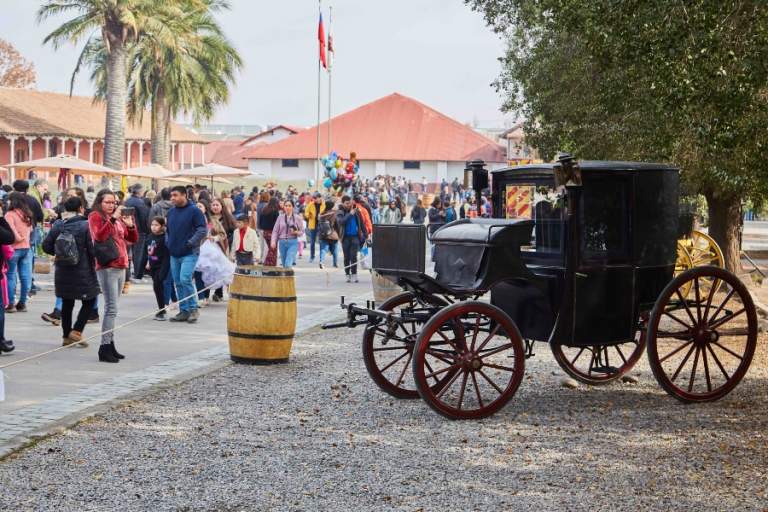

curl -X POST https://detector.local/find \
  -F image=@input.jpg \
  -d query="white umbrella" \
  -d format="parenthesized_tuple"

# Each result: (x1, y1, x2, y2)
(122, 163, 193, 183)
(7, 154, 125, 176)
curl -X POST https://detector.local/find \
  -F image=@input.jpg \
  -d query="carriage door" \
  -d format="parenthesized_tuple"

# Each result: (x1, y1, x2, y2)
(572, 174, 636, 345)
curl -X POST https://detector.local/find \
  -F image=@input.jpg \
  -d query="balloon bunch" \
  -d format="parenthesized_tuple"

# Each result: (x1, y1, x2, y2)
(321, 151, 359, 193)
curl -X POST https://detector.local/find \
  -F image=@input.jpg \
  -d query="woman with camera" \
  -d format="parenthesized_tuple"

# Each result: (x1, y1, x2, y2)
(88, 189, 138, 363)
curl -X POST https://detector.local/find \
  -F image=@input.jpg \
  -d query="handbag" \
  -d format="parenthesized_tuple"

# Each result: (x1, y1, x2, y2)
(93, 236, 119, 266)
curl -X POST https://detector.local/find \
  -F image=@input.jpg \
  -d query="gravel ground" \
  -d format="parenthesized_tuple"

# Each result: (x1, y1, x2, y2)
(0, 327, 766, 511)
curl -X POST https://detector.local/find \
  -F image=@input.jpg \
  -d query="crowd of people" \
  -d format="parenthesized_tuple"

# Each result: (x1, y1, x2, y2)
(0, 174, 491, 364)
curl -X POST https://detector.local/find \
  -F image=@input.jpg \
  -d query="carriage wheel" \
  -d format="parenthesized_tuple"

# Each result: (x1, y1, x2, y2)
(676, 231, 724, 298)
(362, 292, 450, 399)
(550, 331, 645, 385)
(411, 302, 525, 419)
(647, 266, 757, 402)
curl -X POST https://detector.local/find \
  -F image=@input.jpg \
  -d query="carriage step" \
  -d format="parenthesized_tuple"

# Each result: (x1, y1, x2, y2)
(591, 365, 619, 375)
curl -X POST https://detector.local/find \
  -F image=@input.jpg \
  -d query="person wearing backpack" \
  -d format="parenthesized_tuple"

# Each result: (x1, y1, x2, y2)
(43, 197, 100, 348)
(317, 200, 339, 269)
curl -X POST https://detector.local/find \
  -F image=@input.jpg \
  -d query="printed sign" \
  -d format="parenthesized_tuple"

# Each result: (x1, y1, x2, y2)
(505, 185, 533, 219)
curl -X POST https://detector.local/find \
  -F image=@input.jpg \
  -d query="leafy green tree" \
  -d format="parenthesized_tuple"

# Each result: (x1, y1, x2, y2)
(38, 0, 178, 170)
(467, 0, 768, 271)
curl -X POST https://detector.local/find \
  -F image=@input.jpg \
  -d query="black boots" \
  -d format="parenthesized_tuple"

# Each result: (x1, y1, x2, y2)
(110, 342, 125, 360)
(0, 339, 14, 353)
(98, 344, 119, 363)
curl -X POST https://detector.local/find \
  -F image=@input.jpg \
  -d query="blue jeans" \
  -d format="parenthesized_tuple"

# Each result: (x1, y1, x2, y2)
(7, 248, 31, 306)
(319, 239, 339, 266)
(278, 239, 299, 268)
(170, 254, 199, 313)
(308, 228, 319, 261)
(163, 273, 177, 305)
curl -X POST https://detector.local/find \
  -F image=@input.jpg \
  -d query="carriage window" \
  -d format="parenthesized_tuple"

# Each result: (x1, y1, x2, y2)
(580, 179, 630, 260)
(505, 183, 564, 253)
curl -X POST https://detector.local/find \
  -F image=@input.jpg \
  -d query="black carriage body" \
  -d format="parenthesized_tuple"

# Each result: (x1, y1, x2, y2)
(490, 161, 679, 347)
(370, 160, 679, 349)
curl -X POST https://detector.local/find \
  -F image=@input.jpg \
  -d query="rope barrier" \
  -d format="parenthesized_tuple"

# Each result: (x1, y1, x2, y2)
(0, 243, 379, 371)
(0, 281, 220, 371)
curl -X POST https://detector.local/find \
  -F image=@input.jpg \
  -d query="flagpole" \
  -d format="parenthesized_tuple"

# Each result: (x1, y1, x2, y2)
(315, 0, 322, 192)
(327, 5, 333, 154)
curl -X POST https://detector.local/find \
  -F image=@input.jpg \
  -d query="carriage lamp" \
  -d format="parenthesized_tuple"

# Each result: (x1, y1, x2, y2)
(553, 153, 582, 188)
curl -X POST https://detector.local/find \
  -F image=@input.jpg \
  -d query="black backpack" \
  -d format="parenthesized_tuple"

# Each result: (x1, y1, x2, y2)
(318, 218, 334, 239)
(54, 226, 79, 266)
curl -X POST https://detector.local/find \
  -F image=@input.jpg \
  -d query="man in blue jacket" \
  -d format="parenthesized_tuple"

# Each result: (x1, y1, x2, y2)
(166, 186, 207, 323)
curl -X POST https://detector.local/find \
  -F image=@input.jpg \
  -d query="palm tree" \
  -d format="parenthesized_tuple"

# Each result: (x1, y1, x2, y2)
(129, 0, 242, 167)
(38, 0, 178, 170)
(62, 0, 241, 169)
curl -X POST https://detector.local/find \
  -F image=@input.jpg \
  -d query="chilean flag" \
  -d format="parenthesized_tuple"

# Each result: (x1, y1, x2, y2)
(318, 12, 327, 69)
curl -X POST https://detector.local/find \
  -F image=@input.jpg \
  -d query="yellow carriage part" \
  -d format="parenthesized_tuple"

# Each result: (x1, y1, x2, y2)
(675, 230, 724, 298)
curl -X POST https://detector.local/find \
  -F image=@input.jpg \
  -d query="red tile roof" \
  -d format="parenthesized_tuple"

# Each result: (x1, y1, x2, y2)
(242, 93, 506, 162)
(0, 87, 204, 143)
(207, 140, 251, 169)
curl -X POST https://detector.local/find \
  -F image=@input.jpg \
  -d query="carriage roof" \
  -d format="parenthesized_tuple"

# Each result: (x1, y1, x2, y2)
(492, 160, 678, 178)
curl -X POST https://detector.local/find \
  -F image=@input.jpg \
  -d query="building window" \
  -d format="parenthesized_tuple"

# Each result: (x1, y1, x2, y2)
(404, 160, 421, 170)
(282, 159, 299, 168)
(15, 148, 26, 163)
(49, 139, 58, 156)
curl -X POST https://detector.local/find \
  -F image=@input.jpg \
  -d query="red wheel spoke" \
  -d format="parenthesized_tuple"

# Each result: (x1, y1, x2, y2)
(478, 369, 504, 395)
(659, 340, 693, 363)
(471, 371, 484, 408)
(394, 351, 413, 387)
(709, 308, 745, 330)
(693, 277, 702, 322)
(435, 329, 462, 354)
(424, 363, 459, 380)
(569, 347, 586, 366)
(701, 345, 712, 392)
(708, 288, 736, 326)
(687, 346, 700, 392)
(424, 360, 438, 385)
(670, 343, 696, 382)
(469, 316, 481, 352)
(706, 343, 730, 381)
(456, 371, 469, 410)
(615, 345, 628, 365)
(711, 341, 744, 361)
(372, 346, 409, 352)
(702, 278, 720, 323)
(478, 342, 515, 360)
(425, 349, 455, 365)
(663, 310, 694, 330)
(675, 290, 698, 326)
(475, 324, 502, 353)
(436, 367, 463, 399)
(483, 362, 516, 372)
(379, 350, 410, 373)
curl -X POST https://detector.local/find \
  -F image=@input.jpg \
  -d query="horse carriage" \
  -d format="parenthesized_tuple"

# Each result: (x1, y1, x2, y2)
(324, 155, 758, 420)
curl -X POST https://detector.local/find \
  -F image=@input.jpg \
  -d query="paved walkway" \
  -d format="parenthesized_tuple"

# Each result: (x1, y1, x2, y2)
(0, 256, 372, 454)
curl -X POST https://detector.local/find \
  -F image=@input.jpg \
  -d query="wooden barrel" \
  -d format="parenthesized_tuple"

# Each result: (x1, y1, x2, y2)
(227, 266, 297, 364)
(371, 271, 402, 305)
(421, 193, 435, 207)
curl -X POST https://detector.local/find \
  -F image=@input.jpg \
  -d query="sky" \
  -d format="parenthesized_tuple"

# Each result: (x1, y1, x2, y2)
(0, 0, 513, 129)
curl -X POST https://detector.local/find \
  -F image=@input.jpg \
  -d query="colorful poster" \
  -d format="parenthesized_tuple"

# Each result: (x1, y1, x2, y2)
(505, 185, 533, 219)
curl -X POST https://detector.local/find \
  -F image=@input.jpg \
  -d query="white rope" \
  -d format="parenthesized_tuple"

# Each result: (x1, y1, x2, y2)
(0, 281, 220, 370)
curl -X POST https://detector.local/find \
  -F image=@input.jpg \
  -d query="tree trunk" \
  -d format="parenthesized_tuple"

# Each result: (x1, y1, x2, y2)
(103, 41, 128, 170)
(705, 192, 742, 274)
(150, 87, 170, 167)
